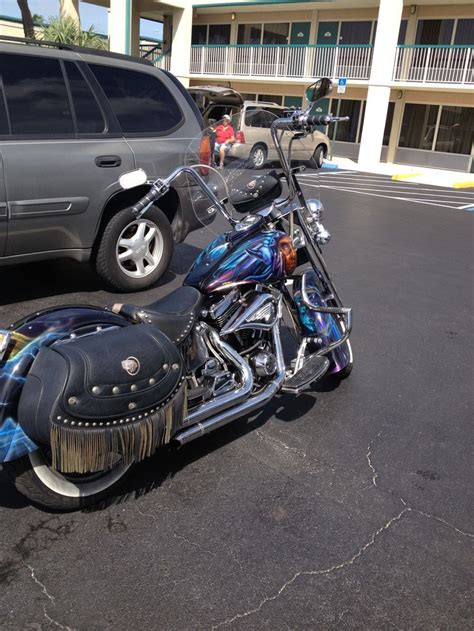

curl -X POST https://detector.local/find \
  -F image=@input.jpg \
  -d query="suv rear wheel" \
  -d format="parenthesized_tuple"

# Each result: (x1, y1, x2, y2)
(248, 144, 267, 170)
(95, 206, 173, 292)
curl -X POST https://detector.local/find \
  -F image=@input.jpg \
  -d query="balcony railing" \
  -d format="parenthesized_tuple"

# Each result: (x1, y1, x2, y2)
(190, 44, 373, 81)
(189, 44, 474, 86)
(154, 49, 171, 71)
(393, 45, 474, 84)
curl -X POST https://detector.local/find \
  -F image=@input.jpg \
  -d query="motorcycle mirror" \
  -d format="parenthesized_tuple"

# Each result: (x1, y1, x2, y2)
(119, 169, 147, 190)
(305, 78, 333, 103)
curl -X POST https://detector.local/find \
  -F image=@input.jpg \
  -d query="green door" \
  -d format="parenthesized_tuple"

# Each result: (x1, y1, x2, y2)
(290, 22, 310, 45)
(317, 21, 339, 45)
(288, 22, 310, 76)
(311, 97, 331, 134)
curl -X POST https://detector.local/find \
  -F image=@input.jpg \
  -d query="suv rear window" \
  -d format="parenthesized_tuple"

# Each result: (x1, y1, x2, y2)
(244, 106, 283, 128)
(89, 64, 183, 134)
(0, 53, 74, 136)
(65, 61, 105, 134)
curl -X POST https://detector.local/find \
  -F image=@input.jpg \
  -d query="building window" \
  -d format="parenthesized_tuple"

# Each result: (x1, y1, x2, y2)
(415, 20, 454, 45)
(208, 24, 231, 45)
(398, 20, 408, 45)
(237, 23, 289, 45)
(262, 23, 289, 45)
(399, 104, 439, 150)
(453, 19, 474, 45)
(435, 106, 474, 155)
(192, 25, 207, 45)
(383, 102, 395, 146)
(237, 24, 262, 45)
(191, 24, 230, 45)
(329, 99, 363, 143)
(338, 21, 372, 45)
(257, 94, 283, 105)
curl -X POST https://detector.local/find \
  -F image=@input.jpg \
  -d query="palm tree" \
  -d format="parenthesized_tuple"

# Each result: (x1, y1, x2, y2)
(41, 16, 107, 49)
(17, 0, 35, 39)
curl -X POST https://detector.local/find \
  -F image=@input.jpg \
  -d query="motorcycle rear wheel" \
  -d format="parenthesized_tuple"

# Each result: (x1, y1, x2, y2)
(5, 450, 131, 511)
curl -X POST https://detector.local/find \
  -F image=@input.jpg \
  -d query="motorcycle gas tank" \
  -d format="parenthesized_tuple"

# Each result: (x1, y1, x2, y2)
(184, 224, 288, 293)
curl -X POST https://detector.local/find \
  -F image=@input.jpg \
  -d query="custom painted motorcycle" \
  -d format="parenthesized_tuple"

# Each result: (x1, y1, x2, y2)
(0, 78, 352, 510)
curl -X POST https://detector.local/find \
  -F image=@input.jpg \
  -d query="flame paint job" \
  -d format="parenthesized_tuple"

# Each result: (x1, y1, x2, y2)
(0, 307, 127, 463)
(185, 229, 287, 292)
(293, 271, 350, 375)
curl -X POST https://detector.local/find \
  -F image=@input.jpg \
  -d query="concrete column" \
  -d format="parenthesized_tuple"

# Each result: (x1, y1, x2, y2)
(386, 94, 404, 163)
(131, 3, 140, 58)
(170, 6, 192, 87)
(109, 0, 132, 55)
(163, 15, 172, 52)
(358, 0, 403, 166)
(60, 0, 80, 25)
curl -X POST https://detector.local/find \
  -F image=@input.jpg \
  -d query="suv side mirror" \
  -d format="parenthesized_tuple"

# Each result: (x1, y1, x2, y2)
(305, 78, 333, 103)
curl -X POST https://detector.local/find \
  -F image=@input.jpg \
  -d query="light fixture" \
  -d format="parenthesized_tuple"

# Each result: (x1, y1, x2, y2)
(397, 90, 403, 99)
(231, 12, 236, 21)
(409, 5, 417, 15)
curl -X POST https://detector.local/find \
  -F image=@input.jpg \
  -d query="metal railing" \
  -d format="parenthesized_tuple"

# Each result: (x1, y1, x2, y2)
(139, 43, 163, 64)
(393, 45, 474, 84)
(189, 43, 474, 86)
(190, 44, 373, 81)
(154, 49, 171, 71)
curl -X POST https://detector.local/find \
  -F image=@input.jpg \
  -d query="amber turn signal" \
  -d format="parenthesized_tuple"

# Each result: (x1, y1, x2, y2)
(278, 235, 297, 274)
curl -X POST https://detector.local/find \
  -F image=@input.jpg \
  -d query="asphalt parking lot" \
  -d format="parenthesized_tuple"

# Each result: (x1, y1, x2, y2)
(0, 174, 473, 630)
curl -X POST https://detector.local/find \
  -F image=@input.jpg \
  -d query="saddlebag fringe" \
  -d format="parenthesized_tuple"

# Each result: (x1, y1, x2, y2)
(50, 383, 186, 474)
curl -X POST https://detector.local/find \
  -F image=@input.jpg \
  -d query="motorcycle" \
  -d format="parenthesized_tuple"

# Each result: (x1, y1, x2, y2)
(0, 78, 353, 511)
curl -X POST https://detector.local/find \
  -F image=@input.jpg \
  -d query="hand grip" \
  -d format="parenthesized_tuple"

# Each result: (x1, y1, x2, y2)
(131, 184, 162, 216)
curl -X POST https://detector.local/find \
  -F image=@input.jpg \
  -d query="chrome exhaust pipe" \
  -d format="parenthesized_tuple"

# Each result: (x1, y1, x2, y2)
(173, 324, 285, 446)
(182, 326, 254, 426)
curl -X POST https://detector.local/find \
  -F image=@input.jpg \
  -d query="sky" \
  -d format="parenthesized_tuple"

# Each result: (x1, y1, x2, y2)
(1, 0, 163, 40)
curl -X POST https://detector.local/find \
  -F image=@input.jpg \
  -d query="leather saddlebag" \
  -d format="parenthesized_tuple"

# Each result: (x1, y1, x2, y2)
(18, 325, 186, 473)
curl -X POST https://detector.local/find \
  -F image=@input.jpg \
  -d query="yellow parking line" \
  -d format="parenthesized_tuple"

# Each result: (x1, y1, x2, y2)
(453, 180, 474, 189)
(391, 173, 423, 181)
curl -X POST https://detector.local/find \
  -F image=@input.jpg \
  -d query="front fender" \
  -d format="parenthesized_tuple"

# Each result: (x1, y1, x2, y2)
(0, 306, 128, 463)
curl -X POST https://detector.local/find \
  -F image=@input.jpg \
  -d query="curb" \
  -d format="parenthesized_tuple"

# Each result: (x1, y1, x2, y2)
(322, 162, 338, 170)
(453, 180, 474, 189)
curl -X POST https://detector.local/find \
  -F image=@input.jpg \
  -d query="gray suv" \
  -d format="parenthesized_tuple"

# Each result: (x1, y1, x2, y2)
(0, 38, 212, 291)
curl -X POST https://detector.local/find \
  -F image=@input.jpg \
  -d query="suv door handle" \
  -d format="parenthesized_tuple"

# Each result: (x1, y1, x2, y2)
(95, 155, 122, 168)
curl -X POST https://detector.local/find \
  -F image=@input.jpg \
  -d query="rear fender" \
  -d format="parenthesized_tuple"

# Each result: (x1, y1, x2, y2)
(0, 306, 128, 463)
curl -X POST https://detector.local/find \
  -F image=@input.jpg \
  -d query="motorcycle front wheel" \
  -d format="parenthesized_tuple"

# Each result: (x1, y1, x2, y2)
(4, 450, 131, 511)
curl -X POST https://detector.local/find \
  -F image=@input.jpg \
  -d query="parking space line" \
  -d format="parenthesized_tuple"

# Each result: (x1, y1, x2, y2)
(301, 174, 474, 193)
(300, 181, 465, 210)
(304, 183, 474, 200)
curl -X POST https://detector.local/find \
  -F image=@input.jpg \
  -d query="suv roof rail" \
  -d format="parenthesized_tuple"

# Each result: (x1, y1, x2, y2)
(0, 35, 153, 66)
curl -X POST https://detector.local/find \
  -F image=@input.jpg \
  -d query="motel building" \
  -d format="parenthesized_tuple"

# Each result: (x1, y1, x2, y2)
(2, 0, 473, 173)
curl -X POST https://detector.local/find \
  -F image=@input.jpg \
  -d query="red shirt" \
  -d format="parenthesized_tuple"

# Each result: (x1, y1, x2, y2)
(215, 124, 234, 144)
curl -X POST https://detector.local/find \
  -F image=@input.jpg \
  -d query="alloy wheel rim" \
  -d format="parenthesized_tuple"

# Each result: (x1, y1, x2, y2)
(116, 218, 163, 279)
(253, 148, 265, 167)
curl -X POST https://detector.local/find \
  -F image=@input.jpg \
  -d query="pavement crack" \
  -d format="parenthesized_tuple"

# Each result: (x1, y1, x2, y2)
(255, 430, 307, 459)
(173, 532, 217, 557)
(211, 507, 409, 629)
(366, 430, 382, 487)
(24, 562, 56, 605)
(412, 509, 474, 538)
(23, 561, 76, 631)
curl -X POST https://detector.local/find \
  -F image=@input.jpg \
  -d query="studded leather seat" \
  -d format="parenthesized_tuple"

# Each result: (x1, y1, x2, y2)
(114, 286, 203, 345)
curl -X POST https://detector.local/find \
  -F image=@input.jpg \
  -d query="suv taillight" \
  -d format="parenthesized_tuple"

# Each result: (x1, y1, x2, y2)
(199, 135, 211, 175)
(236, 131, 245, 144)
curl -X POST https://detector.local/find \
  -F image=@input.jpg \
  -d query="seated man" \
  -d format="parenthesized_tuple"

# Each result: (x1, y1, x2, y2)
(214, 114, 235, 168)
